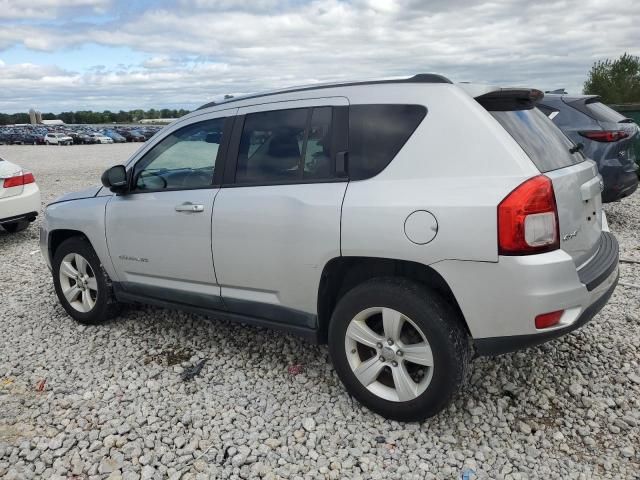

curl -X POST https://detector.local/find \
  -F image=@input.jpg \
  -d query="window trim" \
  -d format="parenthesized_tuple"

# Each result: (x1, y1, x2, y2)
(125, 116, 233, 194)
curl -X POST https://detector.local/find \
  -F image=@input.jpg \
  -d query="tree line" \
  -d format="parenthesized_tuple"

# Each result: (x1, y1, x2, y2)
(584, 53, 640, 104)
(0, 108, 191, 125)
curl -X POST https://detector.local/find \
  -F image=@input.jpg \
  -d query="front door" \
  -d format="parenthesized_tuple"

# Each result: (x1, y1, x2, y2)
(105, 113, 233, 309)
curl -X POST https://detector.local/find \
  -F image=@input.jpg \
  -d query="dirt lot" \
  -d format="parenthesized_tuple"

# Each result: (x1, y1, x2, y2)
(0, 144, 639, 479)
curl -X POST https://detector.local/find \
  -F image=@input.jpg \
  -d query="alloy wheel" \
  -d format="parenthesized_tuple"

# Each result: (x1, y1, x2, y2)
(344, 307, 434, 402)
(58, 253, 98, 313)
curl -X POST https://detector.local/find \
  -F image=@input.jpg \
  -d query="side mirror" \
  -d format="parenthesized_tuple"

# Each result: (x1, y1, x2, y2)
(101, 165, 129, 193)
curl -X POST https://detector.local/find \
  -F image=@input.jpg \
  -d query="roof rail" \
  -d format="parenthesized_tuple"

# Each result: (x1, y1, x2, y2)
(197, 73, 452, 110)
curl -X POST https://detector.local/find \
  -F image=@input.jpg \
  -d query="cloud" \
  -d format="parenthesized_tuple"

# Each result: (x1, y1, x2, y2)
(0, 0, 111, 19)
(0, 0, 638, 112)
(142, 56, 175, 69)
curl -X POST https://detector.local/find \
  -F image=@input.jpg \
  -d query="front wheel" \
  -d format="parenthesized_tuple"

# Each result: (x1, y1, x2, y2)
(52, 237, 120, 324)
(328, 277, 471, 421)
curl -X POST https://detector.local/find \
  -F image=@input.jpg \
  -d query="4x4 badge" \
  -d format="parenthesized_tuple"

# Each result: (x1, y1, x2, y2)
(563, 229, 579, 241)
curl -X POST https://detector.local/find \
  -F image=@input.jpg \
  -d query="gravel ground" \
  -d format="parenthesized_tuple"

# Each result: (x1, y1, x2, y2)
(0, 144, 638, 480)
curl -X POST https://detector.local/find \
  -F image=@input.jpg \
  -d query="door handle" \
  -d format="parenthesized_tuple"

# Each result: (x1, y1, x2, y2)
(175, 202, 204, 213)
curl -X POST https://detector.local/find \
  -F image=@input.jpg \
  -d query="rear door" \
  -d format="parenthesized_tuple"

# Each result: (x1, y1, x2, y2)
(487, 100, 603, 267)
(212, 98, 349, 328)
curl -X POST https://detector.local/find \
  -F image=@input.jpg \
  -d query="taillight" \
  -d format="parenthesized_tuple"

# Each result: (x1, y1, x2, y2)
(498, 175, 559, 255)
(2, 172, 35, 188)
(535, 310, 563, 329)
(579, 130, 629, 142)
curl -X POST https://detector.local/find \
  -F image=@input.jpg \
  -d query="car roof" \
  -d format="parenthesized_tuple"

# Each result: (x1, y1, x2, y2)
(196, 73, 452, 110)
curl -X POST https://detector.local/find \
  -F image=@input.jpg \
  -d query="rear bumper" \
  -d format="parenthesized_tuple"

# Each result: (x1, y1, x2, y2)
(475, 266, 618, 355)
(432, 231, 620, 356)
(0, 184, 41, 222)
(0, 210, 38, 224)
(601, 169, 638, 202)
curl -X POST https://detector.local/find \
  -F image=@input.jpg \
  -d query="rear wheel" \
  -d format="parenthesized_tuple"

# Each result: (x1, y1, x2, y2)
(52, 237, 120, 324)
(2, 221, 30, 233)
(328, 277, 471, 421)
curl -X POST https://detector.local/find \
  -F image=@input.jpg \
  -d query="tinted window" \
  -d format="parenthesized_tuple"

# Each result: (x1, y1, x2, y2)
(236, 109, 307, 183)
(348, 104, 426, 180)
(134, 118, 225, 191)
(491, 108, 584, 173)
(235, 107, 335, 183)
(584, 100, 627, 123)
(536, 105, 558, 118)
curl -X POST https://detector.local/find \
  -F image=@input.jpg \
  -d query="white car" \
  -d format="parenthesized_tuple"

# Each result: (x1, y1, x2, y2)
(0, 157, 40, 233)
(44, 133, 73, 146)
(89, 133, 114, 144)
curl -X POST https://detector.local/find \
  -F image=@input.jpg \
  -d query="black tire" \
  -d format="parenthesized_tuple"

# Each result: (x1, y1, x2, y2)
(328, 277, 471, 421)
(2, 221, 30, 233)
(52, 237, 120, 324)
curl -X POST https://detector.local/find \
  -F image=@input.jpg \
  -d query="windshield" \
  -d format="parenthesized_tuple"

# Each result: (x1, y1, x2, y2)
(490, 108, 584, 173)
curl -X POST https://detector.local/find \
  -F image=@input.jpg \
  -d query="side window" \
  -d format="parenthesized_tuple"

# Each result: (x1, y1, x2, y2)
(537, 104, 559, 119)
(235, 107, 335, 183)
(134, 118, 225, 191)
(348, 104, 427, 180)
(236, 108, 308, 183)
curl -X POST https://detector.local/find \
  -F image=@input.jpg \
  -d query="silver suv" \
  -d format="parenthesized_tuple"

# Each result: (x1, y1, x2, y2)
(41, 74, 619, 421)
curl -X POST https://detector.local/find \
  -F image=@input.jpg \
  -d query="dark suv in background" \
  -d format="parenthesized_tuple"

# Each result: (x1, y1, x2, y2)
(537, 94, 639, 202)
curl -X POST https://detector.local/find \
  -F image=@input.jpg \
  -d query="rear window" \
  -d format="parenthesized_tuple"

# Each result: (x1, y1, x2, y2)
(584, 100, 627, 123)
(490, 108, 584, 173)
(349, 104, 426, 180)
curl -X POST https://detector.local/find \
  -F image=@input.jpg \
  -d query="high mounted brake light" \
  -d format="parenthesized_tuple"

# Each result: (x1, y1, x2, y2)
(498, 175, 559, 255)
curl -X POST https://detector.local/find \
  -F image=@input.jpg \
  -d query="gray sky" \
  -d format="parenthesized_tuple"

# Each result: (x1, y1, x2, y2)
(0, 0, 638, 113)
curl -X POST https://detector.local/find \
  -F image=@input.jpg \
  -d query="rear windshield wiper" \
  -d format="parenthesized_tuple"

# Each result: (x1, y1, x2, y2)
(618, 118, 634, 124)
(569, 142, 584, 154)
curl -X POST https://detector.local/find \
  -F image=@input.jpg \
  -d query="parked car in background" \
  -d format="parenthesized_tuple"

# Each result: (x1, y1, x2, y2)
(537, 94, 639, 202)
(116, 129, 146, 142)
(21, 132, 45, 145)
(89, 133, 114, 144)
(138, 128, 159, 141)
(0, 156, 40, 233)
(44, 133, 73, 146)
(41, 75, 619, 421)
(76, 132, 97, 144)
(101, 130, 126, 143)
(0, 125, 162, 146)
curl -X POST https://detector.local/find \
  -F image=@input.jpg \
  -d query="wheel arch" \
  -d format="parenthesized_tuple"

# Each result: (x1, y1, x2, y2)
(316, 256, 470, 344)
(48, 229, 92, 261)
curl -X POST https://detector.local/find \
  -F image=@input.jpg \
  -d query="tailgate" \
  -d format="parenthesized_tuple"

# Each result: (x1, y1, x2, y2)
(479, 91, 603, 267)
(546, 160, 603, 267)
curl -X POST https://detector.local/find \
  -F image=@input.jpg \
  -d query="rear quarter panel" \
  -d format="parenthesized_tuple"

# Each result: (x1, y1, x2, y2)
(341, 85, 539, 264)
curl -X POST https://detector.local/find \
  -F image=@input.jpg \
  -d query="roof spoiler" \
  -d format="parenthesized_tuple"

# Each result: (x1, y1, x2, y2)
(475, 88, 544, 111)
